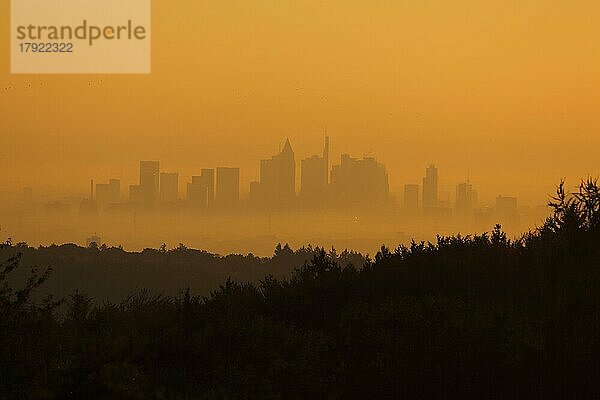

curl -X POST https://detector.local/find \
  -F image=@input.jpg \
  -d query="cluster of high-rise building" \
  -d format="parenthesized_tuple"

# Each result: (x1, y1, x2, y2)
(403, 164, 519, 224)
(81, 137, 392, 215)
(77, 138, 519, 225)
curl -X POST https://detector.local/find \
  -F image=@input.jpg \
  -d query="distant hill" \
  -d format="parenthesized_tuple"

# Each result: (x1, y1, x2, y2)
(0, 241, 365, 302)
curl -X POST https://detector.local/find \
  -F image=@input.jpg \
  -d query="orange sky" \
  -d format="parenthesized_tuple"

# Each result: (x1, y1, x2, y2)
(1, 0, 599, 205)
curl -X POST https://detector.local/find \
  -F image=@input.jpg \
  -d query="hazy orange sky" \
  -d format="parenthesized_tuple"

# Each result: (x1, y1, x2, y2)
(1, 0, 599, 205)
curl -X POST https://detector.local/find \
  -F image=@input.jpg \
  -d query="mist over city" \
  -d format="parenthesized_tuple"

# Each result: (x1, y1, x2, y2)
(0, 136, 552, 255)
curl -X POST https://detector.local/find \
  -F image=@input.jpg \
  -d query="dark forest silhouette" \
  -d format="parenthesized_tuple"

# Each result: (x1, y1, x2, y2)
(1, 179, 599, 399)
(0, 241, 365, 303)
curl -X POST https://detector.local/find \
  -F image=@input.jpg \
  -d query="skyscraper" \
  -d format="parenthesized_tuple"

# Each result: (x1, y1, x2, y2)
(216, 167, 240, 207)
(187, 176, 204, 208)
(96, 179, 120, 209)
(187, 169, 214, 209)
(404, 184, 419, 210)
(330, 154, 389, 207)
(455, 181, 477, 217)
(160, 173, 179, 202)
(139, 161, 160, 205)
(252, 139, 296, 208)
(300, 137, 329, 206)
(422, 164, 438, 210)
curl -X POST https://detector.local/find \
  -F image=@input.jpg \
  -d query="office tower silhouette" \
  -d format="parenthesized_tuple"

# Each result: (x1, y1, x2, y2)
(160, 173, 179, 202)
(187, 169, 214, 209)
(187, 176, 205, 208)
(252, 139, 296, 208)
(300, 137, 329, 206)
(422, 164, 439, 210)
(139, 161, 160, 205)
(96, 179, 120, 210)
(455, 181, 477, 217)
(330, 154, 389, 207)
(404, 184, 419, 210)
(216, 167, 240, 207)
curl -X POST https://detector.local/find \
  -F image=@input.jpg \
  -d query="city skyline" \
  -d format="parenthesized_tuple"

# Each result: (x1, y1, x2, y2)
(61, 137, 529, 214)
(0, 137, 540, 256)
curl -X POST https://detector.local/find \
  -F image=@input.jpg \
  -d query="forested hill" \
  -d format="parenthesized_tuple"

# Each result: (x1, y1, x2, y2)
(0, 180, 599, 399)
(0, 241, 365, 302)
